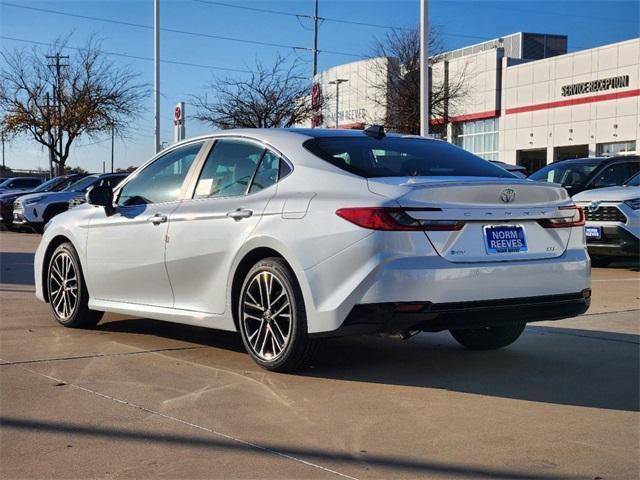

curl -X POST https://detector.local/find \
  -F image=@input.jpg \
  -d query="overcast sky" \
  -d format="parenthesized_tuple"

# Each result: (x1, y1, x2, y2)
(1, 0, 638, 173)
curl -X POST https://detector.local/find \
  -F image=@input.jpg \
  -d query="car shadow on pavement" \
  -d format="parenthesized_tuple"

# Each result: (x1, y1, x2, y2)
(303, 326, 640, 412)
(96, 318, 246, 354)
(96, 317, 639, 413)
(0, 252, 35, 285)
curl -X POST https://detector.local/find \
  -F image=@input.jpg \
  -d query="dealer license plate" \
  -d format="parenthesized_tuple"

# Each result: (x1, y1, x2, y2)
(484, 225, 528, 254)
(585, 226, 602, 240)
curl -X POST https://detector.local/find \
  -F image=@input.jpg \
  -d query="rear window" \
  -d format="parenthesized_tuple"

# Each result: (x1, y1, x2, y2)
(303, 137, 514, 178)
(529, 161, 600, 187)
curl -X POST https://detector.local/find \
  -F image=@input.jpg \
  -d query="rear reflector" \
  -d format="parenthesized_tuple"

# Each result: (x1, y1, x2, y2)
(538, 206, 585, 228)
(336, 207, 464, 231)
(394, 302, 429, 313)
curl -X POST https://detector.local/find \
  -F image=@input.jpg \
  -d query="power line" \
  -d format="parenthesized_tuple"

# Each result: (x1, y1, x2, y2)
(0, 1, 363, 58)
(0, 36, 254, 74)
(193, 0, 307, 19)
(192, 0, 489, 38)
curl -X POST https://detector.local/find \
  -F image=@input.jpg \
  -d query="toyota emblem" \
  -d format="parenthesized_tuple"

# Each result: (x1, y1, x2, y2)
(500, 188, 516, 203)
(588, 201, 600, 212)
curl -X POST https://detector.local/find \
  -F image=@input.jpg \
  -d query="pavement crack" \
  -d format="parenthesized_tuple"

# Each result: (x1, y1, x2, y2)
(1, 358, 361, 480)
(0, 345, 209, 366)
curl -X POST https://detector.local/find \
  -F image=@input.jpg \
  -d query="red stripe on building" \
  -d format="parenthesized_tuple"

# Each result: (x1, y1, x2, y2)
(505, 89, 640, 115)
(431, 109, 499, 125)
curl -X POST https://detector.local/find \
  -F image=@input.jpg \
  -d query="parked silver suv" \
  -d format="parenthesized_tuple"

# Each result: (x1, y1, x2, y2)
(573, 173, 640, 266)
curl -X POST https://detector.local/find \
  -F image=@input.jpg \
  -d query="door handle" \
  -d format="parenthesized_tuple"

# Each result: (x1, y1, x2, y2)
(226, 208, 253, 220)
(147, 213, 168, 225)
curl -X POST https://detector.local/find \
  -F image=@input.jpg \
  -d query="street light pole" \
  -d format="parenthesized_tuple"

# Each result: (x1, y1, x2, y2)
(420, 0, 429, 137)
(328, 79, 348, 129)
(154, 0, 161, 153)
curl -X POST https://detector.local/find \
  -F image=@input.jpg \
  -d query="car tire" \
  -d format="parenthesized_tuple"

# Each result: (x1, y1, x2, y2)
(2, 221, 19, 232)
(47, 242, 103, 328)
(449, 322, 526, 350)
(238, 257, 318, 372)
(590, 255, 612, 267)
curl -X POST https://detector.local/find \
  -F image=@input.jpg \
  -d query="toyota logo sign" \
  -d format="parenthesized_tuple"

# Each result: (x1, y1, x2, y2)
(588, 201, 600, 212)
(500, 188, 516, 203)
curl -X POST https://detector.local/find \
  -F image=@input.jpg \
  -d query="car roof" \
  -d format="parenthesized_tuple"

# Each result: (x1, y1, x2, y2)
(557, 155, 639, 164)
(3, 176, 42, 180)
(175, 127, 432, 146)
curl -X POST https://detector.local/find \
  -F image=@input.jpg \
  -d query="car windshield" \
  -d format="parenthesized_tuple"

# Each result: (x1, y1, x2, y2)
(624, 172, 639, 187)
(0, 178, 16, 188)
(529, 161, 601, 187)
(303, 136, 515, 178)
(31, 177, 61, 192)
(63, 175, 98, 192)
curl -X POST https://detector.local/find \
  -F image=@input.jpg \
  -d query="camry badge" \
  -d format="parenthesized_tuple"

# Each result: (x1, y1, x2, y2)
(500, 188, 516, 203)
(588, 201, 600, 212)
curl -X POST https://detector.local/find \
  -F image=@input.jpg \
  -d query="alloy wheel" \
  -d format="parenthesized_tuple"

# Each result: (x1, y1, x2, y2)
(48, 251, 79, 321)
(241, 271, 292, 361)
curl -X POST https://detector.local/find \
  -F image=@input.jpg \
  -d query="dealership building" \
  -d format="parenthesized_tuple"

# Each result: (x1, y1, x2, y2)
(310, 32, 640, 173)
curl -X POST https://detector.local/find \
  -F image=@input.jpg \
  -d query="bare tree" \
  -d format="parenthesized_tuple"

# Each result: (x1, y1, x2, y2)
(193, 56, 320, 129)
(0, 37, 146, 175)
(369, 27, 468, 135)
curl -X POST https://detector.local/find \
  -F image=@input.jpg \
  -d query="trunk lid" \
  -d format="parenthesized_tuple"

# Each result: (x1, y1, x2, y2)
(368, 176, 574, 263)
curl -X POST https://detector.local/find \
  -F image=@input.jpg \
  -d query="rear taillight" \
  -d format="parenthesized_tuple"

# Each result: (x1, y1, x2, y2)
(335, 207, 464, 231)
(538, 206, 585, 228)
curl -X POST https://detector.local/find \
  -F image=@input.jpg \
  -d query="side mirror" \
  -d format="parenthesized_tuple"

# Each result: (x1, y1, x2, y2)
(86, 185, 114, 215)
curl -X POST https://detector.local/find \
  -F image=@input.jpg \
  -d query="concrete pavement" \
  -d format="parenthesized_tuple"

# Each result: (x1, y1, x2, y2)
(1, 231, 638, 479)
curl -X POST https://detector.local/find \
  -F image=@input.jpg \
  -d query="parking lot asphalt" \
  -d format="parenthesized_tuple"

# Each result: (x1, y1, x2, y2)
(0, 231, 638, 479)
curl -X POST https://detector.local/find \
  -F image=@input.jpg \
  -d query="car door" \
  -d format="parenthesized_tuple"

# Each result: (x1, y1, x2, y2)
(166, 138, 284, 316)
(85, 141, 205, 307)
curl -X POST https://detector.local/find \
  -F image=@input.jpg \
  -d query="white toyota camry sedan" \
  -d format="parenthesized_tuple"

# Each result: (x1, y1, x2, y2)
(35, 127, 591, 371)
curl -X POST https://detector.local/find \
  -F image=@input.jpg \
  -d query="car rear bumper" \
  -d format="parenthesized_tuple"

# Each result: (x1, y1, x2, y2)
(319, 292, 590, 337)
(302, 228, 591, 334)
(586, 225, 639, 257)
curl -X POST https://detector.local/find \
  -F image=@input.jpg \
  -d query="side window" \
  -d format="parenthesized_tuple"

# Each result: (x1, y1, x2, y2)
(249, 150, 280, 194)
(279, 159, 292, 179)
(118, 143, 202, 206)
(194, 139, 263, 198)
(101, 176, 126, 189)
(592, 162, 635, 188)
(17, 179, 40, 188)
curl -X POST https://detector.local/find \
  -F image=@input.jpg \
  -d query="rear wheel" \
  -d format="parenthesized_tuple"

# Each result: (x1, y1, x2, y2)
(238, 258, 318, 372)
(590, 255, 613, 267)
(47, 242, 103, 328)
(449, 322, 526, 350)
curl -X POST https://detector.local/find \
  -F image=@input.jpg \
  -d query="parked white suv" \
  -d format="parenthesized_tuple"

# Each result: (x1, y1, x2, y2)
(573, 173, 640, 266)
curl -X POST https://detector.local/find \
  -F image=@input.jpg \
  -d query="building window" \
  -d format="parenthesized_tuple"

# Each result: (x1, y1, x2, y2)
(597, 141, 636, 157)
(453, 118, 499, 161)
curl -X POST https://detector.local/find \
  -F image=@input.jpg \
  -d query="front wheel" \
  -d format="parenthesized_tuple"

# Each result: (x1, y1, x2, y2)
(47, 242, 103, 328)
(238, 258, 318, 372)
(449, 322, 526, 350)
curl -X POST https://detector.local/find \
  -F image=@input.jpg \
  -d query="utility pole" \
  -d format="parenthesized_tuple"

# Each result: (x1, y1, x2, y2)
(420, 0, 429, 137)
(312, 0, 319, 78)
(45, 92, 55, 177)
(47, 53, 69, 175)
(328, 79, 348, 129)
(111, 123, 115, 172)
(1, 130, 5, 171)
(154, 0, 161, 153)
